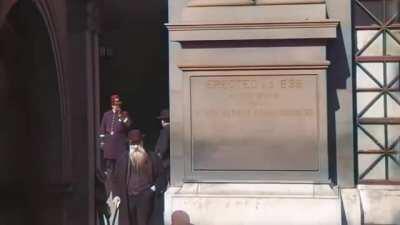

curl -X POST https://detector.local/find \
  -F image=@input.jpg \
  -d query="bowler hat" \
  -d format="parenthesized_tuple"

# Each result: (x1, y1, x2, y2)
(128, 129, 144, 143)
(157, 109, 169, 119)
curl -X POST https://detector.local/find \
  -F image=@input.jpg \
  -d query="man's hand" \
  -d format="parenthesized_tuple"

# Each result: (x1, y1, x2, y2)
(122, 111, 129, 123)
(119, 111, 129, 123)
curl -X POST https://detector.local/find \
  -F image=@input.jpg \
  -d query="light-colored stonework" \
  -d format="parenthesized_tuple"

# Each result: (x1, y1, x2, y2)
(358, 185, 400, 225)
(187, 0, 326, 7)
(340, 188, 362, 225)
(165, 0, 400, 224)
(165, 185, 400, 225)
(165, 184, 341, 225)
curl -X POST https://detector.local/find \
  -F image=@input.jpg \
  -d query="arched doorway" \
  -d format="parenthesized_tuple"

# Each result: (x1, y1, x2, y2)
(0, 1, 64, 225)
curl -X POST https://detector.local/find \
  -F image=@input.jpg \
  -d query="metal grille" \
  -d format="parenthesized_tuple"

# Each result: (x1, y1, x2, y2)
(354, 0, 400, 182)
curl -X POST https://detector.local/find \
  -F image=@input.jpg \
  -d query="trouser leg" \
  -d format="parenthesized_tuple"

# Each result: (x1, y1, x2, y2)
(105, 159, 116, 173)
(150, 194, 164, 225)
(137, 190, 154, 225)
(128, 196, 138, 225)
(96, 211, 102, 225)
(104, 159, 116, 196)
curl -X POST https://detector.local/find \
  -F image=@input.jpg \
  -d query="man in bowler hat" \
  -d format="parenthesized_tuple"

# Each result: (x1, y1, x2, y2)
(155, 109, 170, 181)
(150, 109, 170, 225)
(112, 129, 163, 225)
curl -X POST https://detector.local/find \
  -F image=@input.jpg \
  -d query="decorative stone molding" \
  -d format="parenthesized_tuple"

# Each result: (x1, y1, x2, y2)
(34, 0, 72, 184)
(181, 3, 327, 23)
(256, 0, 325, 5)
(178, 63, 331, 71)
(168, 21, 338, 31)
(187, 0, 324, 7)
(188, 0, 254, 7)
(167, 20, 339, 41)
(1, 0, 72, 184)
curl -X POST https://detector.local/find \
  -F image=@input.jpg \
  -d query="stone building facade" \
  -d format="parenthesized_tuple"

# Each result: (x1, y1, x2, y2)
(0, 0, 399, 225)
(166, 0, 400, 225)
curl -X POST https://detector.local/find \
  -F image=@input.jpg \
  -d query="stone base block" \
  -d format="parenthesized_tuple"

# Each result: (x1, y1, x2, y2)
(358, 185, 400, 225)
(164, 183, 341, 225)
(340, 188, 362, 225)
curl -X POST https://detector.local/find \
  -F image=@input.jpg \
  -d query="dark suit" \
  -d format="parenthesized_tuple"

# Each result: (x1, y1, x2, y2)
(155, 124, 170, 181)
(99, 110, 131, 160)
(151, 124, 170, 225)
(112, 151, 163, 225)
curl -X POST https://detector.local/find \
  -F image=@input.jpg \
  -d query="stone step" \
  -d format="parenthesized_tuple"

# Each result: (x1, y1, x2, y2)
(364, 224, 398, 225)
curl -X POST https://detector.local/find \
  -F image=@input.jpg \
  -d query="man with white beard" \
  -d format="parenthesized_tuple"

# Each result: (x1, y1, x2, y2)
(111, 129, 163, 225)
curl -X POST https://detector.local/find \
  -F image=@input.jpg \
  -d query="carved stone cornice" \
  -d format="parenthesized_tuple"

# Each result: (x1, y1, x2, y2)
(178, 63, 331, 71)
(188, 0, 254, 7)
(167, 20, 339, 42)
(256, 0, 325, 5)
(168, 21, 338, 31)
(187, 0, 324, 7)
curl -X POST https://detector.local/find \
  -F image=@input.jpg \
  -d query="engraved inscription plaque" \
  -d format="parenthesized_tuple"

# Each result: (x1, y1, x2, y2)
(190, 75, 319, 171)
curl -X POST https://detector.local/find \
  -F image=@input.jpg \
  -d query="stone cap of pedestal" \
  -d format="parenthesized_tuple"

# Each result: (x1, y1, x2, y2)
(177, 63, 330, 71)
(167, 20, 339, 42)
(180, 4, 327, 23)
(187, 0, 325, 7)
(169, 183, 339, 199)
(358, 184, 400, 191)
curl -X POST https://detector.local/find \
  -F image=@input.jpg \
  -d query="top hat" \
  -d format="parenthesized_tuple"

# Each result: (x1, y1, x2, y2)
(128, 129, 144, 143)
(157, 109, 169, 120)
(110, 94, 122, 106)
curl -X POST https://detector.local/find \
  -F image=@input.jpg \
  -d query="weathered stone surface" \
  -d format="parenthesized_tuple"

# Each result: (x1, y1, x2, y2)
(190, 75, 319, 171)
(165, 184, 341, 225)
(340, 188, 362, 225)
(358, 185, 400, 225)
(181, 5, 327, 23)
(180, 66, 329, 182)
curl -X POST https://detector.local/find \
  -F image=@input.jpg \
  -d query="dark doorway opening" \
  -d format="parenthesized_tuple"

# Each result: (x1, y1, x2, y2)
(96, 1, 169, 224)
(99, 0, 169, 151)
(0, 1, 63, 225)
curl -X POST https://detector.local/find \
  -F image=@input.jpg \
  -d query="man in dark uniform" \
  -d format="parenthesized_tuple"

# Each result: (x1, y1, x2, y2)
(99, 94, 132, 174)
(111, 129, 163, 225)
(151, 109, 170, 225)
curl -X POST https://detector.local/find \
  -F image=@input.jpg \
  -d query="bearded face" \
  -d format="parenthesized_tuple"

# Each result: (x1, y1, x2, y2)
(129, 144, 149, 174)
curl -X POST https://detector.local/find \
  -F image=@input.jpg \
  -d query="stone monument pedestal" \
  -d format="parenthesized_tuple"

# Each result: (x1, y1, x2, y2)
(166, 2, 341, 225)
(165, 183, 341, 225)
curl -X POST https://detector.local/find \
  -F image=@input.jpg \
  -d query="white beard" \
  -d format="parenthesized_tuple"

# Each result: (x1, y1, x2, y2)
(129, 144, 148, 174)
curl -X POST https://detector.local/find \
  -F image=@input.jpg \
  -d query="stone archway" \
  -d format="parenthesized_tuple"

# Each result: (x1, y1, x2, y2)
(0, 1, 65, 225)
